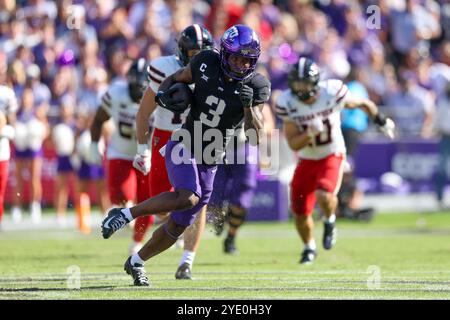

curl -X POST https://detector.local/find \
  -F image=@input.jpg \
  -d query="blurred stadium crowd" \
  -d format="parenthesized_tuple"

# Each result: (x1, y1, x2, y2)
(1, 0, 450, 223)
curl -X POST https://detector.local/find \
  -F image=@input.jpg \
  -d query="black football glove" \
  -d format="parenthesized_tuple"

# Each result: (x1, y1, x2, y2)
(238, 84, 254, 108)
(155, 85, 191, 113)
(155, 86, 177, 109)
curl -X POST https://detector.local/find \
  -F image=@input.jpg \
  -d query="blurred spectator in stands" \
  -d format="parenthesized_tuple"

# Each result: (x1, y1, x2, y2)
(316, 0, 348, 37)
(56, 4, 99, 65)
(11, 86, 49, 224)
(434, 81, 450, 210)
(48, 60, 77, 124)
(74, 109, 111, 217)
(0, 17, 40, 60)
(317, 28, 350, 79)
(389, 0, 441, 65)
(25, 64, 51, 112)
(341, 66, 370, 156)
(206, 0, 245, 39)
(8, 59, 27, 98)
(78, 66, 109, 117)
(344, 13, 383, 68)
(440, 0, 450, 40)
(32, 18, 57, 86)
(241, 0, 274, 63)
(427, 41, 450, 97)
(364, 49, 397, 105)
(52, 95, 77, 227)
(144, 43, 162, 62)
(385, 72, 435, 138)
(108, 48, 131, 80)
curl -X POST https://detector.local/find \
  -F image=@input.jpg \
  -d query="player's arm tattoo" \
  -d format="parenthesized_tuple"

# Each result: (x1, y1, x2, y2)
(244, 104, 264, 146)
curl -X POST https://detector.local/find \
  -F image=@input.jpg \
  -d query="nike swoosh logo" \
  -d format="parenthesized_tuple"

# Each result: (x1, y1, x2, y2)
(234, 90, 239, 94)
(103, 216, 115, 227)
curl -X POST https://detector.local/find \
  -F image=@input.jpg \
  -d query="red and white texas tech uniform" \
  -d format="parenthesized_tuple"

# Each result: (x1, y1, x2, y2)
(276, 79, 349, 216)
(100, 79, 153, 209)
(0, 85, 18, 223)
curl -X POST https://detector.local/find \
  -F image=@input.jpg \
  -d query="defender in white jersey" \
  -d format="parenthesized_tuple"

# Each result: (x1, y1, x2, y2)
(130, 25, 214, 282)
(89, 58, 154, 228)
(276, 57, 395, 264)
(0, 85, 18, 227)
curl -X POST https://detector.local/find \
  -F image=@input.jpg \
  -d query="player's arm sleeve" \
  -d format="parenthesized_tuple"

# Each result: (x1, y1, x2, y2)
(331, 80, 352, 110)
(100, 89, 113, 116)
(188, 50, 211, 83)
(147, 59, 168, 93)
(274, 92, 291, 122)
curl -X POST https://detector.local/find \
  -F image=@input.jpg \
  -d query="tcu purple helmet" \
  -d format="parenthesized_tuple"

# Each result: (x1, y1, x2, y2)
(220, 25, 261, 81)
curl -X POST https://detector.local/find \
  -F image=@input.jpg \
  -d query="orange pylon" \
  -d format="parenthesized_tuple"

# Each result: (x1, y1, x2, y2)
(76, 192, 91, 234)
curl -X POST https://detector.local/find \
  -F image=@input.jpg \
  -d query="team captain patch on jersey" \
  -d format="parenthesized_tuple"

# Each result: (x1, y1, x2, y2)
(101, 80, 144, 160)
(179, 49, 271, 163)
(276, 79, 351, 160)
(147, 55, 191, 131)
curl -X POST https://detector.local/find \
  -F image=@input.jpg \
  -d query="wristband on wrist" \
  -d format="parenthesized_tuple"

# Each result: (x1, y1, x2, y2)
(137, 143, 149, 155)
(373, 112, 387, 126)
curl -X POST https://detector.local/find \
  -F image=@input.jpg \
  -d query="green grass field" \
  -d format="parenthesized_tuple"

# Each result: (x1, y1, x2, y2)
(0, 211, 449, 300)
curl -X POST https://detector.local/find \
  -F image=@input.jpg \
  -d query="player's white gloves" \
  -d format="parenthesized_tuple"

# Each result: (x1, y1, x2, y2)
(374, 113, 396, 139)
(379, 118, 396, 139)
(133, 144, 151, 175)
(306, 117, 324, 137)
(86, 141, 103, 165)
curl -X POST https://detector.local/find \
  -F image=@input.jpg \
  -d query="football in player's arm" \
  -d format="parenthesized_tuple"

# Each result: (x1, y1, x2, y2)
(155, 57, 266, 146)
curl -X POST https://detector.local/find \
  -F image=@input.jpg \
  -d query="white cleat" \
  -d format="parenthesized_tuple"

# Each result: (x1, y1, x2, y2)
(30, 202, 42, 224)
(57, 215, 67, 228)
(11, 207, 22, 223)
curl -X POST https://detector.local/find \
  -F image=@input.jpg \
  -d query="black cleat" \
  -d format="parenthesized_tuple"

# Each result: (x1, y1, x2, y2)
(300, 249, 317, 264)
(175, 263, 192, 280)
(224, 237, 239, 255)
(323, 221, 337, 250)
(124, 257, 150, 286)
(101, 208, 130, 239)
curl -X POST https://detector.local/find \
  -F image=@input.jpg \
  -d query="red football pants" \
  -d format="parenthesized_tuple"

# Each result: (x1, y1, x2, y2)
(290, 153, 345, 216)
